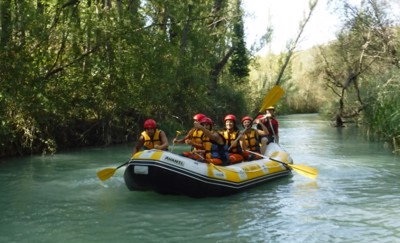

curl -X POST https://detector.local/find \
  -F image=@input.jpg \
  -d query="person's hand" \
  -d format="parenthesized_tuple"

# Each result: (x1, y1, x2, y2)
(185, 139, 192, 145)
(193, 121, 202, 128)
(154, 145, 161, 150)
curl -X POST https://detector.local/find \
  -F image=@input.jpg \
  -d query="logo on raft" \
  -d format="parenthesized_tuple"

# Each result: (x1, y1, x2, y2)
(165, 156, 184, 166)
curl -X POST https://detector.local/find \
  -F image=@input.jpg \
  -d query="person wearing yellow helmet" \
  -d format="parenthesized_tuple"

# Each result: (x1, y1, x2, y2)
(132, 119, 169, 155)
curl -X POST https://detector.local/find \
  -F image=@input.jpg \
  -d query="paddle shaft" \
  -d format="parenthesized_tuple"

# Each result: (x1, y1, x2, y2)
(96, 161, 130, 182)
(246, 149, 293, 170)
(227, 127, 250, 151)
(170, 131, 181, 153)
(246, 150, 318, 179)
(116, 162, 129, 169)
(267, 118, 279, 144)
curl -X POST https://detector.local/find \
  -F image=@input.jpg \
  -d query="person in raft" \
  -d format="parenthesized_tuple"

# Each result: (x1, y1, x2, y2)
(173, 113, 205, 160)
(240, 116, 269, 161)
(257, 106, 279, 151)
(132, 119, 169, 155)
(219, 114, 244, 164)
(193, 117, 229, 165)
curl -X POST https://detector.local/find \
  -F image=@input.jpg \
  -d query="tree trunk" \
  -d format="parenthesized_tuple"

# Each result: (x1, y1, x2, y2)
(209, 47, 234, 94)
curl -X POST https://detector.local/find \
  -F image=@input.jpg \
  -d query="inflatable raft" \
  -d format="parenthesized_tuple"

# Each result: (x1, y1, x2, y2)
(123, 143, 293, 197)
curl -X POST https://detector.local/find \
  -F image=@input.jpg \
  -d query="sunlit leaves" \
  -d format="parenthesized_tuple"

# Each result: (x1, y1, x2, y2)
(0, 0, 251, 156)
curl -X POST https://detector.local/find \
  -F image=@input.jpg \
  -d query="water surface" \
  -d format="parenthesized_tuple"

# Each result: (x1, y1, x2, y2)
(1, 114, 399, 242)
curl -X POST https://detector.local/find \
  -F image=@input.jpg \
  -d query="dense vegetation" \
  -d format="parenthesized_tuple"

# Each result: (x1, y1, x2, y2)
(0, 0, 255, 157)
(252, 0, 400, 154)
(1, 0, 399, 158)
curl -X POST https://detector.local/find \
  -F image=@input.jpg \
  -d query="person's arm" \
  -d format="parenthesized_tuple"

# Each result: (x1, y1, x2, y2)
(193, 121, 224, 145)
(183, 129, 202, 148)
(254, 118, 269, 136)
(211, 131, 224, 145)
(173, 129, 195, 144)
(155, 130, 169, 150)
(132, 136, 144, 155)
(173, 137, 185, 144)
(185, 138, 203, 149)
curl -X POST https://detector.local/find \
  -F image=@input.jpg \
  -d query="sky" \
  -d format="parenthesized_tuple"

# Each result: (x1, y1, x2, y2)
(242, 0, 343, 54)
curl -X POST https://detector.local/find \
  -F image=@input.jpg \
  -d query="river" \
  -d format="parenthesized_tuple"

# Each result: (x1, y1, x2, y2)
(1, 114, 399, 243)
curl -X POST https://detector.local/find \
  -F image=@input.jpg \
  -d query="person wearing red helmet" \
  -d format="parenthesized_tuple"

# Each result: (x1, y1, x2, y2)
(219, 114, 244, 164)
(132, 119, 169, 155)
(192, 113, 206, 121)
(173, 113, 206, 157)
(240, 116, 269, 160)
(192, 117, 229, 165)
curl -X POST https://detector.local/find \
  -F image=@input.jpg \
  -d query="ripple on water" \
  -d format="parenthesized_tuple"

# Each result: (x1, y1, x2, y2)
(2, 114, 400, 242)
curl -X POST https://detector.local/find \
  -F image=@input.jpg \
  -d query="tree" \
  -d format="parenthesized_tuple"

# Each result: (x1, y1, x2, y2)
(229, 0, 250, 80)
(0, 0, 252, 157)
(316, 0, 399, 127)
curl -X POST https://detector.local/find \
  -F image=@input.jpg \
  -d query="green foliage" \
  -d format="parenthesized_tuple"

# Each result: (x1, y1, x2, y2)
(0, 0, 252, 157)
(362, 69, 400, 152)
(246, 0, 400, 154)
(229, 0, 250, 80)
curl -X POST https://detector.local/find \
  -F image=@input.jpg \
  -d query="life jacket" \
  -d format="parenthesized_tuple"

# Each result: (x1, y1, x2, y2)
(220, 129, 242, 153)
(191, 129, 204, 151)
(202, 132, 229, 165)
(243, 129, 260, 152)
(141, 129, 162, 150)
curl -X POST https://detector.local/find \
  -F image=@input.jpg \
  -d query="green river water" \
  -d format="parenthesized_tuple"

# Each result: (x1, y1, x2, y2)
(1, 114, 399, 243)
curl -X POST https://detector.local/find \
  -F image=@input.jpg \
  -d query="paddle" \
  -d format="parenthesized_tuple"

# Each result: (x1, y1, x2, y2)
(258, 85, 285, 114)
(246, 150, 318, 180)
(96, 161, 129, 182)
(227, 127, 250, 151)
(267, 118, 279, 144)
(170, 130, 181, 153)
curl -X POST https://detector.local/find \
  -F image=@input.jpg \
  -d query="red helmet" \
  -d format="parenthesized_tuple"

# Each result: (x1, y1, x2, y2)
(256, 114, 265, 120)
(241, 116, 252, 123)
(224, 114, 236, 122)
(193, 113, 206, 121)
(144, 119, 157, 129)
(199, 117, 213, 125)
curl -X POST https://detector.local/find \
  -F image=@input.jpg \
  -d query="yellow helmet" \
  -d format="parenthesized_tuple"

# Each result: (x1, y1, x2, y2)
(266, 106, 275, 111)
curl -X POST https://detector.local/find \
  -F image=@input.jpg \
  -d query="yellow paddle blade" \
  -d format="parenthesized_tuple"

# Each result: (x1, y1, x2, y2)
(96, 168, 117, 182)
(288, 163, 318, 180)
(259, 85, 285, 113)
(246, 150, 318, 180)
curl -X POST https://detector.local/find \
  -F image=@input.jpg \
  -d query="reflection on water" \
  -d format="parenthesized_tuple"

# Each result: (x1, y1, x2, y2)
(1, 114, 400, 242)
